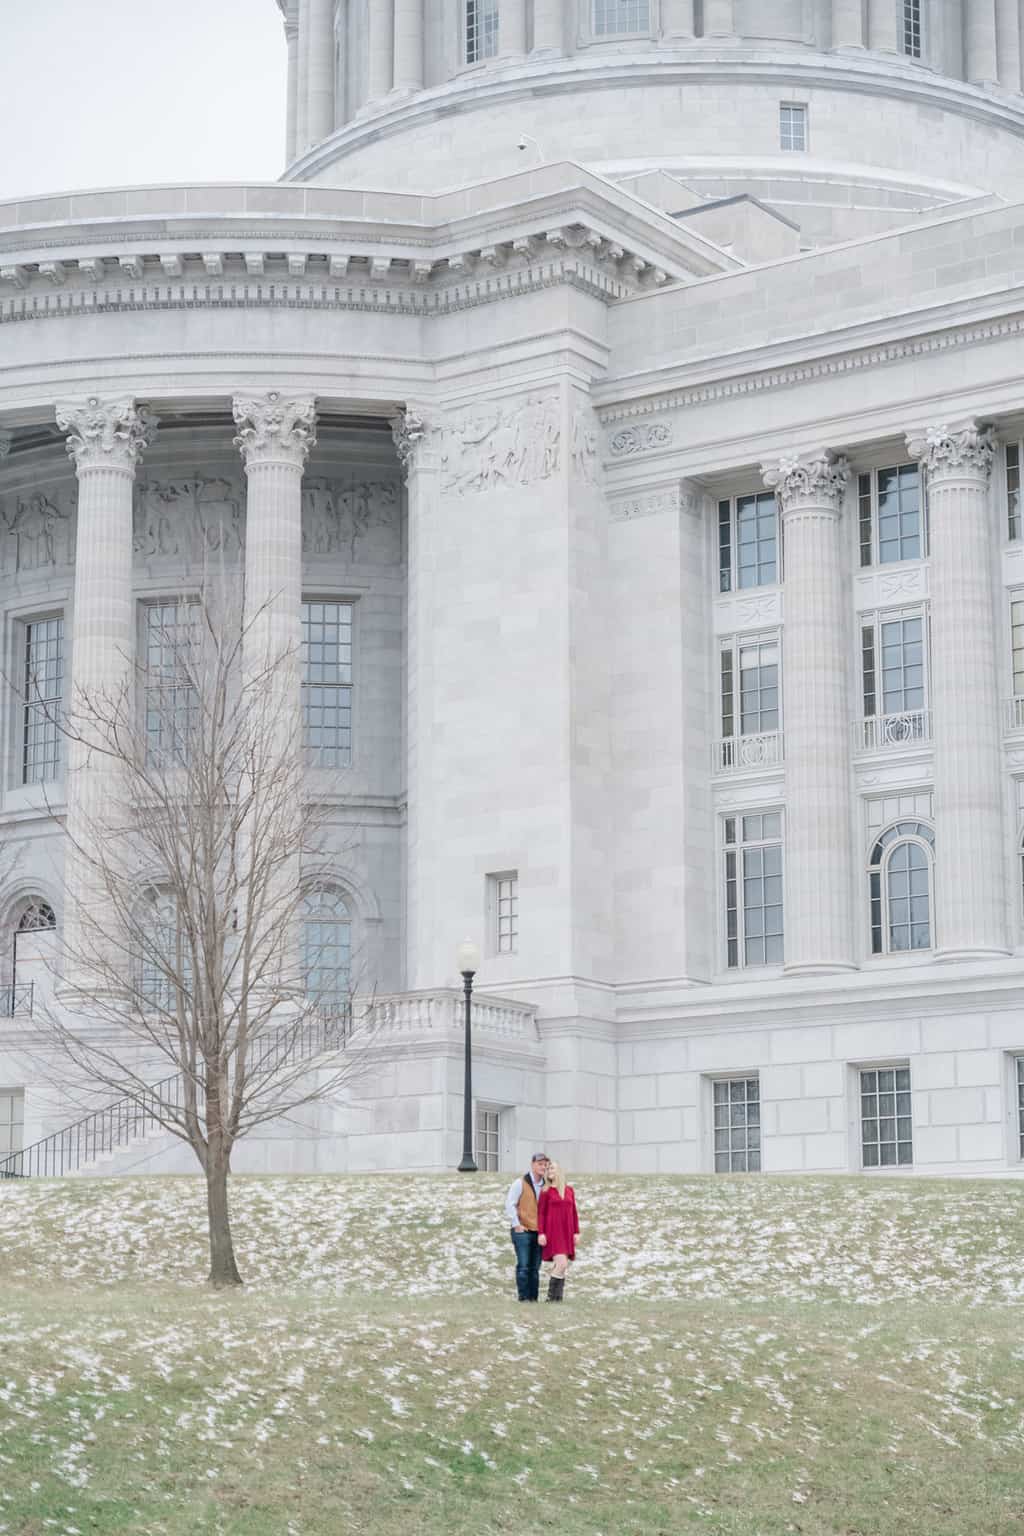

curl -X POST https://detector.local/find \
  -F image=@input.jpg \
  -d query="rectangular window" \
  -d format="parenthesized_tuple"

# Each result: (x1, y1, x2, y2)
(718, 492, 779, 592)
(724, 814, 783, 969)
(862, 614, 926, 718)
(733, 640, 780, 734)
(779, 103, 807, 152)
(22, 616, 63, 785)
(1012, 598, 1024, 698)
(0, 1089, 24, 1158)
(712, 1078, 761, 1173)
(860, 1066, 913, 1168)
(488, 871, 519, 955)
(466, 0, 499, 61)
(859, 463, 924, 566)
(302, 601, 353, 768)
(900, 0, 922, 58)
(144, 602, 199, 766)
(476, 1103, 502, 1171)
(593, 0, 650, 33)
(1008, 444, 1021, 542)
(1016, 1057, 1024, 1161)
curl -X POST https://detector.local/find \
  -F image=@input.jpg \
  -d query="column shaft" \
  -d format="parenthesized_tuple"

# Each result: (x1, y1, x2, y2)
(763, 453, 856, 974)
(394, 0, 425, 88)
(501, 0, 527, 55)
(907, 424, 1008, 958)
(56, 398, 153, 993)
(306, 0, 335, 142)
(703, 0, 734, 36)
(367, 0, 394, 99)
(296, 0, 311, 152)
(833, 0, 865, 47)
(532, 0, 563, 52)
(284, 15, 300, 163)
(663, 0, 696, 35)
(996, 0, 1022, 90)
(868, 0, 898, 51)
(966, 0, 999, 83)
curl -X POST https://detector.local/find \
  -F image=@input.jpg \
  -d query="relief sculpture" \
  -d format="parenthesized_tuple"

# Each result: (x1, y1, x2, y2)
(134, 478, 245, 562)
(441, 395, 560, 496)
(302, 476, 401, 562)
(1, 486, 75, 572)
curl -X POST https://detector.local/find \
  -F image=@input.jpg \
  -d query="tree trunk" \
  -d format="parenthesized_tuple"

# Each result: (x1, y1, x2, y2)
(206, 1155, 242, 1287)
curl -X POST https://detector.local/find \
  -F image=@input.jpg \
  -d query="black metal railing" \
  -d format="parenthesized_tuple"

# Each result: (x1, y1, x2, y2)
(0, 1002, 350, 1180)
(0, 984, 34, 1019)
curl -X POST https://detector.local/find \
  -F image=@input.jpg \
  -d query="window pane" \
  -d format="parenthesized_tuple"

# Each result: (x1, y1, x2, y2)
(23, 616, 64, 784)
(735, 494, 778, 588)
(302, 887, 352, 1011)
(876, 463, 921, 564)
(593, 0, 650, 33)
(1007, 445, 1020, 542)
(466, 0, 499, 60)
(901, 0, 922, 58)
(302, 602, 354, 767)
(779, 103, 807, 152)
(712, 1078, 760, 1172)
(144, 602, 199, 766)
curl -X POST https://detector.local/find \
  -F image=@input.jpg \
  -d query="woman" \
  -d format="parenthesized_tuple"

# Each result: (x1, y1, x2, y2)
(537, 1160, 579, 1303)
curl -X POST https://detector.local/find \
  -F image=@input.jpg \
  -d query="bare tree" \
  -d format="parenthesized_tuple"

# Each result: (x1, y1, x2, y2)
(30, 579, 375, 1286)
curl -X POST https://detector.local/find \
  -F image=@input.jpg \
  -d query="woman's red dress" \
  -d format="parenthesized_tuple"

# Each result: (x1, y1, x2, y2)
(537, 1185, 579, 1261)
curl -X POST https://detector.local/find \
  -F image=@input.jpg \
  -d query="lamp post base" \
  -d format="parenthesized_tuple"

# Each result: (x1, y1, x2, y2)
(457, 1153, 479, 1173)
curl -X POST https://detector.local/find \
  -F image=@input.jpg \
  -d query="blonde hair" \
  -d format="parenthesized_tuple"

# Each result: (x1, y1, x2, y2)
(545, 1160, 567, 1197)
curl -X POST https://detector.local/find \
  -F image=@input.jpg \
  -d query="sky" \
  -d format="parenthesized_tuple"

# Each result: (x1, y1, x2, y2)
(0, 0, 287, 202)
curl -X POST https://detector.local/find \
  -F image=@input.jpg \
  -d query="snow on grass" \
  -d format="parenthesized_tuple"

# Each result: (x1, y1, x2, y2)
(1, 1171, 1023, 1303)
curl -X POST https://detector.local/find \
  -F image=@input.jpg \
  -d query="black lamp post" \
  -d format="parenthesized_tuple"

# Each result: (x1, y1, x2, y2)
(456, 939, 480, 1172)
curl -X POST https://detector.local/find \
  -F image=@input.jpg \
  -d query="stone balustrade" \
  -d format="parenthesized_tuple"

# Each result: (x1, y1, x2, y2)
(361, 989, 539, 1043)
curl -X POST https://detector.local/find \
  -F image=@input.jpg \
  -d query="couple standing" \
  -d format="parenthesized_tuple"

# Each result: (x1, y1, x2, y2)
(503, 1152, 579, 1303)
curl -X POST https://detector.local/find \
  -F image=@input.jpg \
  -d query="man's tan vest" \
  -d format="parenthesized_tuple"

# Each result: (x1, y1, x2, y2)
(516, 1173, 539, 1232)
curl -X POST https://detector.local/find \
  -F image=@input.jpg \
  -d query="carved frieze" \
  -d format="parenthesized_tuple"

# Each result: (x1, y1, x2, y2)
(441, 395, 561, 496)
(0, 485, 76, 572)
(133, 477, 245, 563)
(302, 476, 401, 562)
(608, 422, 673, 458)
(609, 487, 682, 523)
(570, 406, 599, 485)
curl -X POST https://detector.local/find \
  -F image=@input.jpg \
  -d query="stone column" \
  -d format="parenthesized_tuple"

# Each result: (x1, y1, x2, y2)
(996, 0, 1022, 90)
(762, 452, 856, 975)
(284, 5, 300, 162)
(296, 0, 311, 151)
(663, 0, 696, 36)
(833, 0, 865, 48)
(367, 0, 394, 100)
(532, 0, 563, 53)
(306, 0, 336, 142)
(55, 397, 155, 992)
(906, 422, 1008, 959)
(868, 0, 898, 52)
(966, 0, 999, 83)
(500, 0, 527, 56)
(703, 0, 735, 37)
(394, 0, 425, 88)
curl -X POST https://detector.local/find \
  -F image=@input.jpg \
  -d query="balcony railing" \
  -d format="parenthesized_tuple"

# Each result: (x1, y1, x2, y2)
(1005, 697, 1024, 734)
(713, 731, 785, 774)
(853, 710, 931, 754)
(0, 983, 33, 1019)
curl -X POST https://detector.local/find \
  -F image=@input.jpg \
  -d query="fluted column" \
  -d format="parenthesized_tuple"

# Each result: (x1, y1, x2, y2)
(284, 6, 299, 162)
(306, 0, 335, 142)
(703, 0, 735, 37)
(966, 0, 999, 83)
(532, 0, 563, 53)
(56, 397, 155, 992)
(833, 0, 864, 47)
(500, 0, 527, 56)
(296, 0, 311, 151)
(662, 0, 695, 35)
(762, 452, 856, 974)
(367, 0, 394, 100)
(905, 423, 1008, 959)
(996, 0, 1022, 90)
(868, 0, 898, 52)
(394, 0, 425, 88)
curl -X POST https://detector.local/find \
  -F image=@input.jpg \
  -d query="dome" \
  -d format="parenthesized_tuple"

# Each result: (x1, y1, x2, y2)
(276, 2, 1024, 245)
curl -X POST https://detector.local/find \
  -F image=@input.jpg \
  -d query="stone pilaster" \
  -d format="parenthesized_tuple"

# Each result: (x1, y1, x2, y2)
(367, 0, 394, 100)
(996, 0, 1022, 91)
(906, 421, 1008, 959)
(703, 0, 735, 37)
(868, 0, 898, 52)
(306, 0, 335, 143)
(296, 0, 311, 151)
(393, 0, 425, 88)
(56, 396, 155, 992)
(532, 0, 563, 53)
(663, 0, 696, 38)
(283, 4, 300, 162)
(762, 450, 856, 974)
(967, 0, 999, 84)
(832, 0, 864, 47)
(500, 0, 527, 57)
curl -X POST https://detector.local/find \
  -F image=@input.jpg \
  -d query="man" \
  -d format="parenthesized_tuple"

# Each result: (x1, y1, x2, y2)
(503, 1153, 549, 1302)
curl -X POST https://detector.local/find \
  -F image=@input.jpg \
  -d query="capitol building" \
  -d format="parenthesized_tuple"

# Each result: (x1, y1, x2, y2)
(4, 0, 1024, 1179)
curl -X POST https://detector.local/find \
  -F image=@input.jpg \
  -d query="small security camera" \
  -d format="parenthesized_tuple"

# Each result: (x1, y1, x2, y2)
(517, 135, 528, 151)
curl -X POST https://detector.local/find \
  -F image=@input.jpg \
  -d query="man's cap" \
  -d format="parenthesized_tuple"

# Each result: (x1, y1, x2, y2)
(531, 1151, 549, 1161)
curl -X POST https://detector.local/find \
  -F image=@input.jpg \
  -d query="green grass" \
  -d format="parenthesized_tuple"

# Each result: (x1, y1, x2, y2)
(1, 1173, 1023, 1534)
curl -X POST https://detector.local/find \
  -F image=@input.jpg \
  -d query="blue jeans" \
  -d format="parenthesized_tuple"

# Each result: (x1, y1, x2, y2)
(511, 1229, 542, 1301)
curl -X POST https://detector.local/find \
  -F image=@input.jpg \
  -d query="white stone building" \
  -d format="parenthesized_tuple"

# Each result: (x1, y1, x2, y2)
(3, 0, 1024, 1178)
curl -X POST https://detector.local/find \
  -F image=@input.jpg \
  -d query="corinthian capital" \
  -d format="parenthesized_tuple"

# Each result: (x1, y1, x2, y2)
(233, 392, 317, 470)
(56, 397, 156, 473)
(906, 421, 995, 480)
(390, 406, 435, 475)
(761, 449, 849, 513)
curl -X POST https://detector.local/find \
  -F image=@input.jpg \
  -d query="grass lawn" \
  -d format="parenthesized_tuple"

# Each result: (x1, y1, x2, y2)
(1, 1173, 1022, 1535)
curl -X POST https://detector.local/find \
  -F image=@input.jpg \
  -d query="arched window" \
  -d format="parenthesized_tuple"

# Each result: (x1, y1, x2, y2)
(302, 887, 352, 1011)
(138, 890, 191, 1011)
(11, 897, 56, 989)
(868, 821, 935, 954)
